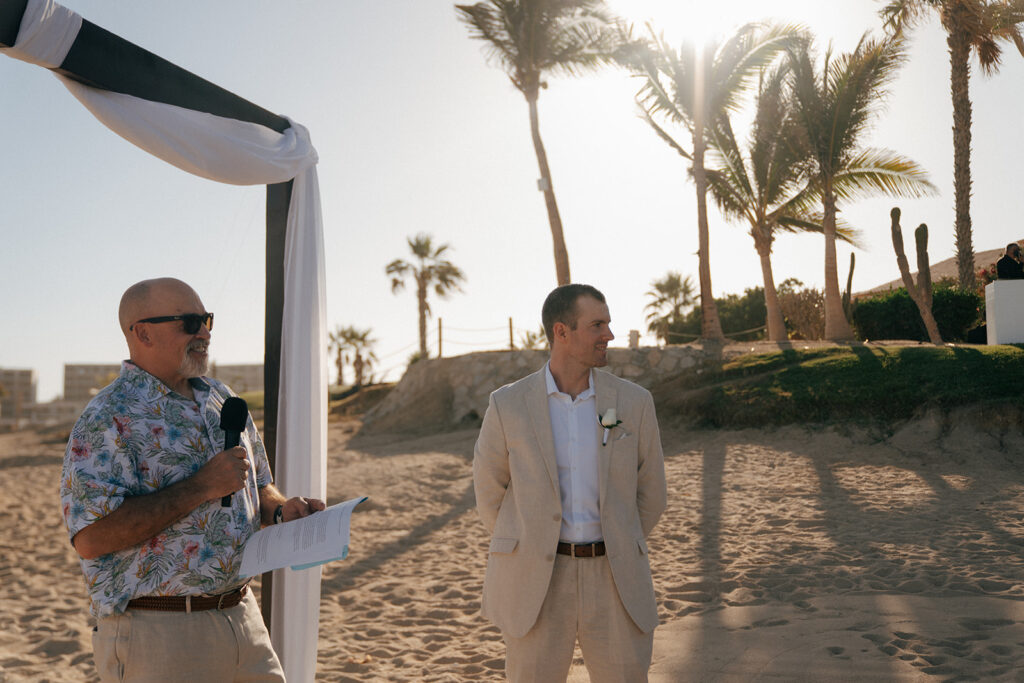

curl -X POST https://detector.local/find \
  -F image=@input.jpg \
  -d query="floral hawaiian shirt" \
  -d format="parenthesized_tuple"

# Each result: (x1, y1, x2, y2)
(60, 361, 272, 617)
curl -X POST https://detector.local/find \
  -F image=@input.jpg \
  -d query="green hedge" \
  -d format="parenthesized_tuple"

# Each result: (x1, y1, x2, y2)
(654, 345, 1024, 428)
(851, 285, 981, 342)
(665, 287, 767, 342)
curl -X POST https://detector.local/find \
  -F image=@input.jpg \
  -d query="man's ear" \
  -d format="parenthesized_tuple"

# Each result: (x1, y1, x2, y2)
(132, 324, 153, 346)
(552, 321, 568, 342)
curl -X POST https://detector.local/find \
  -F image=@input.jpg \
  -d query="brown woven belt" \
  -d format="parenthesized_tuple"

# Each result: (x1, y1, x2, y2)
(126, 584, 248, 612)
(557, 541, 606, 558)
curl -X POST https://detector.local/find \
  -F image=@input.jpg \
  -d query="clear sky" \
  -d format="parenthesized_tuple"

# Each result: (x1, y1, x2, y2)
(3, 1, 1023, 402)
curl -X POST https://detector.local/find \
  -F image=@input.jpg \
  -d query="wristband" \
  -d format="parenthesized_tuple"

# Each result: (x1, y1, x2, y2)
(273, 504, 284, 525)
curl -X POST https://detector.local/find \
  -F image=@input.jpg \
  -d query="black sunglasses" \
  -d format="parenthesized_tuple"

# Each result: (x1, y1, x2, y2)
(130, 312, 214, 334)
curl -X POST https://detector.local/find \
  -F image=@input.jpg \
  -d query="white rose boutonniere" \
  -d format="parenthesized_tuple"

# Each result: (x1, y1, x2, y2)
(598, 409, 623, 447)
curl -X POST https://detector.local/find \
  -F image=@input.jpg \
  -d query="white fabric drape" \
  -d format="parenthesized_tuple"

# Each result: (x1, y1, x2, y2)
(4, 0, 78, 68)
(271, 165, 329, 674)
(5, 2, 328, 681)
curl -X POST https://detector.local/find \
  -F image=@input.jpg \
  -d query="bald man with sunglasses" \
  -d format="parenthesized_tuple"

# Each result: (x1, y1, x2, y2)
(60, 277, 324, 682)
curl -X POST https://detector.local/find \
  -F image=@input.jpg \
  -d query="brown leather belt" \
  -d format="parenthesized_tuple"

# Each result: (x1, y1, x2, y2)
(126, 585, 248, 612)
(557, 541, 606, 558)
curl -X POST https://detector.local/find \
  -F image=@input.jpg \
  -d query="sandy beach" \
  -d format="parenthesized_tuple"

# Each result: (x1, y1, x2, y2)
(3, 412, 1024, 681)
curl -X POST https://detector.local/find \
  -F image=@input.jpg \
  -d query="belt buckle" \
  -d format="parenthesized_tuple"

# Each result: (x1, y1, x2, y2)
(218, 585, 244, 609)
(217, 588, 237, 610)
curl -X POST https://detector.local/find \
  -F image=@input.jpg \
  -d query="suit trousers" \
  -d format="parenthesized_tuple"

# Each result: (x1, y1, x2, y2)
(503, 553, 654, 683)
(92, 591, 285, 682)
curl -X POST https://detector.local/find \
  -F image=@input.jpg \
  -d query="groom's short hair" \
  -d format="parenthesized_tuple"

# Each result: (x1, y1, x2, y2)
(542, 284, 606, 344)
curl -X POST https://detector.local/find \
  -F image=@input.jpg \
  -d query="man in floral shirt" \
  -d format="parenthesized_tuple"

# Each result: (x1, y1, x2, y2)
(61, 277, 325, 682)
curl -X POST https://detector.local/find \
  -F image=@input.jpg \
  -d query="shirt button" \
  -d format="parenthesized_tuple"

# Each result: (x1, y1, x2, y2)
(546, 554, 555, 562)
(552, 514, 561, 522)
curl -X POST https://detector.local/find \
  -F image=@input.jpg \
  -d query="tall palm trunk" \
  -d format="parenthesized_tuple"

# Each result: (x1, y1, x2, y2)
(527, 91, 572, 286)
(948, 10, 975, 290)
(754, 227, 787, 341)
(822, 188, 855, 340)
(692, 52, 725, 342)
(693, 147, 726, 340)
(353, 351, 365, 387)
(416, 275, 428, 357)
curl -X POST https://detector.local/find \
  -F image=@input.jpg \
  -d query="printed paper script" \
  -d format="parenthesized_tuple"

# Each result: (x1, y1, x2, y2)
(239, 496, 368, 577)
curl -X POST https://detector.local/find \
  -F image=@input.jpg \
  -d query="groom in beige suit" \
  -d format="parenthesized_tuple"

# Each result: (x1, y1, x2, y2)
(474, 284, 667, 682)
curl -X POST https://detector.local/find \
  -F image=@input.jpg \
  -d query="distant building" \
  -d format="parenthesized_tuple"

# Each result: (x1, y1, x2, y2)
(0, 361, 265, 430)
(0, 368, 37, 429)
(62, 362, 263, 405)
(30, 399, 84, 428)
(211, 363, 264, 394)
(64, 363, 122, 404)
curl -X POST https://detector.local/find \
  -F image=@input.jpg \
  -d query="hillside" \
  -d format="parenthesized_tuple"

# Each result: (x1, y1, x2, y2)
(856, 243, 1018, 297)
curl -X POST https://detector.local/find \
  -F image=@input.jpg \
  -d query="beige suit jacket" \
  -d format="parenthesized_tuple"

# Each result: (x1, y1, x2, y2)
(473, 367, 667, 638)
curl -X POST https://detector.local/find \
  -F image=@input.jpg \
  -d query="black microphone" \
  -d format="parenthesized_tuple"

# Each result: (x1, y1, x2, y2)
(220, 396, 249, 507)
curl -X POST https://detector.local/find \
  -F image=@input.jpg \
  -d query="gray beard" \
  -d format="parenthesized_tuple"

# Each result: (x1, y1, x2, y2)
(179, 342, 209, 378)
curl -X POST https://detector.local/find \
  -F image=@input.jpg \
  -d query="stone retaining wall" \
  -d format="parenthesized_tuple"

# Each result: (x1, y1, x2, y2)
(361, 345, 727, 434)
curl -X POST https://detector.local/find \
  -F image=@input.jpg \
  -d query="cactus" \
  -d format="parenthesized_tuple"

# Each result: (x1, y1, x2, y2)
(890, 207, 942, 343)
(842, 252, 856, 322)
(915, 223, 932, 310)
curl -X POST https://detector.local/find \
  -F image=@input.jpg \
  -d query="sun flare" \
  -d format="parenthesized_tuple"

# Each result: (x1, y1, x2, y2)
(605, 0, 787, 46)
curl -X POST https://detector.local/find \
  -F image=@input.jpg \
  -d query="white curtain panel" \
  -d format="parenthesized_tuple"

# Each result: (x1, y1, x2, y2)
(4, 1, 328, 680)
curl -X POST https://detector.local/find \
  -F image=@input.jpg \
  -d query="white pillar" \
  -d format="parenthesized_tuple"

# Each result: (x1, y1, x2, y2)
(985, 281, 1024, 344)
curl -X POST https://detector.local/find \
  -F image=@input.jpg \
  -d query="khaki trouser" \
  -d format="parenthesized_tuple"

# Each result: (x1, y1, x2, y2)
(503, 553, 654, 683)
(92, 591, 285, 682)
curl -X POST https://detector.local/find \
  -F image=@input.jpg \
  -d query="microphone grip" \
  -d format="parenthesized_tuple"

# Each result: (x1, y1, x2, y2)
(221, 431, 242, 507)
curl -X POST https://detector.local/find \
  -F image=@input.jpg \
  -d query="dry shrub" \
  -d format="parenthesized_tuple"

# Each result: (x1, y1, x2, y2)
(778, 282, 824, 340)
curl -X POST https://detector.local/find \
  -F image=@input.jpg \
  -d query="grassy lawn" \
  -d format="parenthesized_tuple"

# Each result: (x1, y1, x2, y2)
(652, 344, 1024, 429)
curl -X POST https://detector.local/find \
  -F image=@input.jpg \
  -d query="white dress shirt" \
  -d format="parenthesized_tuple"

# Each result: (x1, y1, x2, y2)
(544, 363, 602, 543)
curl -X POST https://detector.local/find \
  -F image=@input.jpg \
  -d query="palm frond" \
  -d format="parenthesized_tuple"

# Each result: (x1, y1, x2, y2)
(637, 105, 692, 159)
(634, 29, 692, 125)
(456, 2, 523, 84)
(704, 167, 752, 221)
(829, 35, 906, 158)
(990, 0, 1024, 58)
(711, 22, 806, 117)
(458, 0, 626, 92)
(704, 117, 755, 221)
(878, 0, 929, 36)
(831, 148, 937, 201)
(787, 32, 908, 179)
(776, 213, 863, 247)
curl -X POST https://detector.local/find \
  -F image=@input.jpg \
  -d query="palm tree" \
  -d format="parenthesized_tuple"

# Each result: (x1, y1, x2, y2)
(786, 33, 936, 339)
(517, 326, 548, 350)
(704, 64, 862, 341)
(328, 326, 351, 386)
(456, 0, 623, 285)
(329, 325, 378, 387)
(386, 233, 466, 358)
(644, 271, 696, 343)
(633, 22, 800, 341)
(881, 0, 1024, 290)
(348, 328, 378, 387)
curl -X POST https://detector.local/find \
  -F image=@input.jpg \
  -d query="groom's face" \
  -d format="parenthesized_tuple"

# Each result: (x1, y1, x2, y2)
(562, 295, 614, 368)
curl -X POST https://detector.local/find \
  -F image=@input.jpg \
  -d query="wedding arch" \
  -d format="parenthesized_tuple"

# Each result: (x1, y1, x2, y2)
(1, 0, 328, 679)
